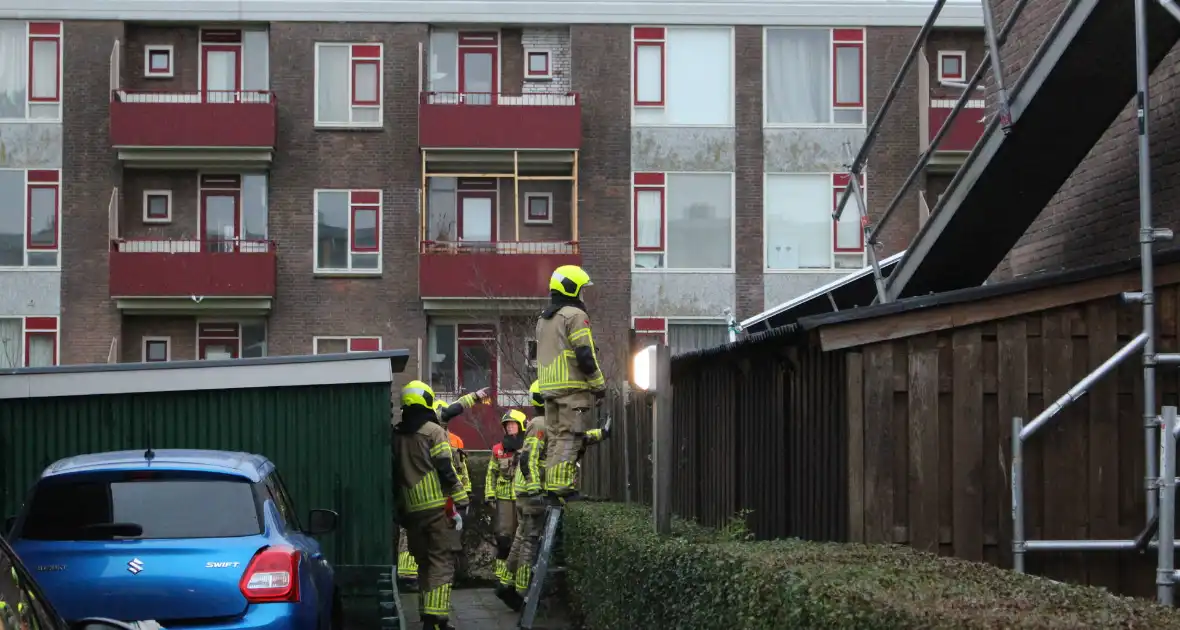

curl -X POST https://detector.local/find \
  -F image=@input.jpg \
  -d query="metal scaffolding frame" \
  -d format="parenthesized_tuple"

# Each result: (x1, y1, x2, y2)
(1008, 0, 1180, 607)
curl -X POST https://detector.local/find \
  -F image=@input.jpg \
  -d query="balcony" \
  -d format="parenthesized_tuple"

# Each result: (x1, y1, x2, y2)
(109, 90, 278, 169)
(109, 238, 277, 315)
(419, 241, 581, 307)
(419, 92, 582, 150)
(923, 96, 987, 172)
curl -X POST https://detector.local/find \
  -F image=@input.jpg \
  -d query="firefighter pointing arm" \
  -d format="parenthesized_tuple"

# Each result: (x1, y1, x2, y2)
(535, 264, 606, 500)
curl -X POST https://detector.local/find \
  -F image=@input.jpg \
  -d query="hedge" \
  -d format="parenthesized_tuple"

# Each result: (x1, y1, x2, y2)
(563, 502, 1180, 629)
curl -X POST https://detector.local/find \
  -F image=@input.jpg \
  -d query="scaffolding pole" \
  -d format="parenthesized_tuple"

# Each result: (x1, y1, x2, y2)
(1158, 406, 1177, 605)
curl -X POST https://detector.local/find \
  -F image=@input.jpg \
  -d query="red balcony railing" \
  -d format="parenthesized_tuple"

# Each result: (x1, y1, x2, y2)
(418, 92, 582, 150)
(110, 90, 277, 148)
(928, 97, 987, 153)
(419, 240, 581, 299)
(109, 238, 277, 298)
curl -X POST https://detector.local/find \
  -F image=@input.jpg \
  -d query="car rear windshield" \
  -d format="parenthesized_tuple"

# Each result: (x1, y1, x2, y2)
(19, 475, 262, 540)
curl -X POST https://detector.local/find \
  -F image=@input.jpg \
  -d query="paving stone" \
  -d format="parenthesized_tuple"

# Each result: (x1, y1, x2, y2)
(402, 588, 571, 630)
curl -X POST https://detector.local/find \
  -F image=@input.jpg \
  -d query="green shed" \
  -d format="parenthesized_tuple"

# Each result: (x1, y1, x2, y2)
(0, 350, 409, 626)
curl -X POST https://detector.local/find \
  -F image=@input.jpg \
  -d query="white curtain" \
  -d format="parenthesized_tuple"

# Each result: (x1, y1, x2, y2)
(836, 185, 864, 250)
(27, 333, 53, 367)
(354, 62, 378, 102)
(316, 45, 349, 123)
(666, 173, 732, 269)
(0, 319, 21, 368)
(666, 28, 731, 125)
(243, 30, 270, 92)
(635, 190, 662, 248)
(205, 50, 237, 103)
(766, 29, 829, 124)
(0, 22, 27, 119)
(765, 174, 831, 269)
(429, 31, 458, 93)
(30, 40, 56, 100)
(669, 323, 728, 355)
(635, 44, 662, 104)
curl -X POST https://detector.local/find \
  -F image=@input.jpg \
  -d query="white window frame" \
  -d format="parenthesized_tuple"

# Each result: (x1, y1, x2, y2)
(761, 27, 866, 129)
(0, 167, 62, 271)
(142, 336, 172, 362)
(142, 189, 172, 224)
(0, 315, 59, 368)
(631, 25, 736, 127)
(313, 42, 384, 129)
(937, 50, 967, 83)
(761, 171, 869, 273)
(194, 318, 268, 360)
(524, 48, 552, 81)
(313, 188, 384, 276)
(523, 192, 553, 226)
(0, 21, 63, 123)
(144, 44, 175, 79)
(630, 170, 737, 273)
(313, 336, 383, 354)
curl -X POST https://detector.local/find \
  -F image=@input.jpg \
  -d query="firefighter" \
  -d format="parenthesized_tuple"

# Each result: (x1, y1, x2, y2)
(535, 264, 607, 500)
(485, 409, 526, 585)
(393, 381, 482, 630)
(396, 391, 485, 593)
(497, 381, 548, 609)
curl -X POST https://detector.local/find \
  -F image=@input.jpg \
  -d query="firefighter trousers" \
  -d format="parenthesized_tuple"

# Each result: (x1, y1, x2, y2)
(543, 391, 595, 495)
(504, 494, 547, 593)
(493, 498, 518, 583)
(396, 526, 418, 578)
(403, 507, 455, 620)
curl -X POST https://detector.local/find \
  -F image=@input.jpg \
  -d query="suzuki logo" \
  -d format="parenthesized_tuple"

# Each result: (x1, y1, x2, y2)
(127, 558, 144, 575)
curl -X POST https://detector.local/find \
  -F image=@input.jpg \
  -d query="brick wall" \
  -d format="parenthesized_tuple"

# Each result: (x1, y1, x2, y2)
(62, 20, 124, 364)
(734, 25, 764, 317)
(121, 315, 197, 361)
(120, 170, 198, 240)
(571, 25, 631, 378)
(123, 25, 199, 92)
(522, 28, 572, 95)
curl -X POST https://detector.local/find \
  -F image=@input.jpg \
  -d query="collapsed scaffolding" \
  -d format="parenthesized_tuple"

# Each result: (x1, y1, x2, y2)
(834, 0, 1180, 606)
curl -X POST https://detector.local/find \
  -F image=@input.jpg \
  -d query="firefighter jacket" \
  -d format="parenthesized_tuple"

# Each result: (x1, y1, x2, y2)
(449, 433, 472, 495)
(513, 415, 548, 497)
(438, 392, 481, 423)
(485, 442, 519, 501)
(536, 299, 606, 398)
(393, 407, 469, 514)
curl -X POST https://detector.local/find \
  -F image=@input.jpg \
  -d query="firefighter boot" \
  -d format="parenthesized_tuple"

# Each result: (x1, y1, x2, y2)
(421, 615, 456, 630)
(495, 582, 524, 612)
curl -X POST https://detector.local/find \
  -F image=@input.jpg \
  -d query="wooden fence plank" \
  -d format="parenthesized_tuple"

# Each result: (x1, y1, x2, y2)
(863, 343, 894, 544)
(1040, 311, 1084, 583)
(846, 351, 865, 543)
(908, 334, 940, 553)
(952, 327, 985, 561)
(1087, 301, 1120, 591)
(996, 317, 1028, 569)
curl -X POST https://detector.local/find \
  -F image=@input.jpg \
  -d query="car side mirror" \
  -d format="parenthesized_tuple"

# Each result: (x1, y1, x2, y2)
(307, 509, 339, 536)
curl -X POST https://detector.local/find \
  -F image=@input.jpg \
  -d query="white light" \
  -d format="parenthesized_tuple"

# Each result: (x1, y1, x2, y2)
(633, 344, 658, 391)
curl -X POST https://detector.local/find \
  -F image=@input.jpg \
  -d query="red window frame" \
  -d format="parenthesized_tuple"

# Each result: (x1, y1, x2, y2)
(633, 27, 666, 107)
(633, 317, 667, 346)
(145, 192, 171, 220)
(349, 190, 381, 254)
(633, 172, 666, 253)
(24, 316, 57, 367)
(938, 50, 966, 82)
(350, 44, 382, 107)
(348, 337, 381, 352)
(832, 173, 866, 253)
(147, 47, 173, 76)
(525, 50, 550, 78)
(28, 22, 61, 105)
(525, 193, 551, 223)
(144, 338, 170, 362)
(832, 29, 865, 109)
(26, 169, 59, 252)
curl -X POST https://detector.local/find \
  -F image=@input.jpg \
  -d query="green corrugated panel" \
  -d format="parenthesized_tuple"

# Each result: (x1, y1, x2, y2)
(0, 383, 394, 566)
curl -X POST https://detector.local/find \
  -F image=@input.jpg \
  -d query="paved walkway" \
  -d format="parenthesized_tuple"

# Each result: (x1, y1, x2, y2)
(402, 588, 572, 630)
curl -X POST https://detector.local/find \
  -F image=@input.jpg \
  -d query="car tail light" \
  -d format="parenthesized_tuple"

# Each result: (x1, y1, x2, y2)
(239, 545, 300, 603)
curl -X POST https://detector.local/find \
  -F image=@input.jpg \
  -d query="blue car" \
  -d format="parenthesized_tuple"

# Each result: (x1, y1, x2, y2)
(6, 449, 342, 630)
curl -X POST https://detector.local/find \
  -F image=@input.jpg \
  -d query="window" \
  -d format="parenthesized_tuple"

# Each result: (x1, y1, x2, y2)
(0, 22, 61, 121)
(197, 320, 266, 360)
(314, 189, 381, 273)
(765, 28, 864, 126)
(632, 172, 733, 270)
(143, 336, 170, 362)
(524, 192, 552, 225)
(143, 189, 172, 223)
(525, 48, 551, 80)
(313, 336, 382, 354)
(0, 316, 56, 369)
(19, 475, 262, 540)
(938, 50, 966, 82)
(0, 169, 59, 268)
(633, 318, 728, 355)
(315, 43, 382, 128)
(633, 26, 732, 125)
(765, 173, 867, 270)
(428, 323, 498, 395)
(144, 44, 174, 78)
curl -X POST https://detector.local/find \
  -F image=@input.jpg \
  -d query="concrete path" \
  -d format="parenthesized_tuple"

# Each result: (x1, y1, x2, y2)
(402, 588, 572, 630)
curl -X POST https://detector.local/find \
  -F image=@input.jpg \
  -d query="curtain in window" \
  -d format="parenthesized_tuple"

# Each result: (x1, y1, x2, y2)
(665, 28, 731, 125)
(243, 30, 270, 93)
(27, 333, 53, 367)
(835, 186, 864, 249)
(204, 50, 237, 103)
(765, 29, 828, 124)
(669, 323, 728, 356)
(429, 31, 458, 93)
(316, 46, 350, 122)
(635, 45, 662, 103)
(635, 190, 662, 248)
(427, 177, 457, 241)
(765, 174, 830, 269)
(0, 319, 22, 368)
(0, 22, 27, 119)
(666, 173, 732, 269)
(242, 175, 268, 243)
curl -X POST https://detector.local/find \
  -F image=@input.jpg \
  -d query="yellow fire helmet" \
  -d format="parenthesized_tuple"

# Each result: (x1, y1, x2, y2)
(400, 380, 435, 410)
(549, 264, 593, 298)
(501, 409, 527, 432)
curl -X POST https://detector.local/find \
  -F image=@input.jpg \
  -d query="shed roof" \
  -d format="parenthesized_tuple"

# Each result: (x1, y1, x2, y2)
(0, 350, 410, 400)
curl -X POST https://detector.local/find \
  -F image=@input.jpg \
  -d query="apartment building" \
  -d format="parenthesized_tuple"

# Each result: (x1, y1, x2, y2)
(0, 0, 984, 441)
